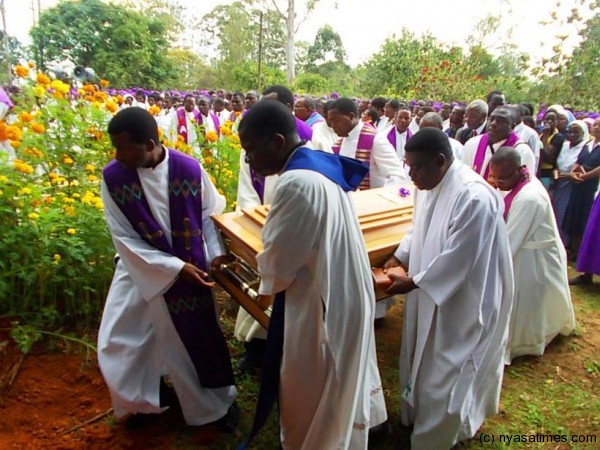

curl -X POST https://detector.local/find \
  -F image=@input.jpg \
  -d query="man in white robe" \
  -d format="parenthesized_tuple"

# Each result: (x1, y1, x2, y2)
(384, 128, 514, 449)
(489, 148, 575, 363)
(98, 108, 237, 429)
(237, 100, 387, 449)
(462, 106, 536, 178)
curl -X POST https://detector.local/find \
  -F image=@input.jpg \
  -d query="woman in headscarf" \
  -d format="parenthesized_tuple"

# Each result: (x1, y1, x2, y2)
(551, 120, 591, 258)
(570, 117, 600, 285)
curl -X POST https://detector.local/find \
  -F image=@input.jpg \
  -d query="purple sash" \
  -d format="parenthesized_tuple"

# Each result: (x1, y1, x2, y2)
(305, 111, 325, 128)
(332, 122, 377, 189)
(386, 127, 412, 150)
(103, 149, 234, 388)
(197, 112, 221, 136)
(503, 174, 531, 221)
(474, 132, 520, 179)
(176, 108, 200, 144)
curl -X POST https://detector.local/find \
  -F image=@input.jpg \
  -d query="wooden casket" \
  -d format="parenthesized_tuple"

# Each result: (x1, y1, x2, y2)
(212, 184, 414, 329)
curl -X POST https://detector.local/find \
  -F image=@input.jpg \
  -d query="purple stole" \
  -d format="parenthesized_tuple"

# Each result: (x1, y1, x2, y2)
(305, 111, 325, 128)
(248, 117, 314, 203)
(197, 112, 221, 136)
(503, 175, 531, 221)
(176, 108, 200, 144)
(103, 149, 234, 388)
(332, 122, 377, 190)
(474, 132, 520, 179)
(386, 127, 412, 151)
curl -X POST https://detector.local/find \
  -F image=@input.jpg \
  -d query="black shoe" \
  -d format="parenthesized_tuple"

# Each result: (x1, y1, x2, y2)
(368, 420, 391, 447)
(569, 273, 593, 286)
(215, 402, 239, 433)
(124, 413, 159, 430)
(237, 340, 266, 372)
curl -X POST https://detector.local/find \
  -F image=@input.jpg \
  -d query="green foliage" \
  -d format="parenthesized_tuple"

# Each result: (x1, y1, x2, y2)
(0, 32, 27, 84)
(532, 0, 600, 109)
(200, 1, 286, 89)
(305, 24, 346, 70)
(167, 48, 218, 90)
(230, 61, 286, 92)
(29, 0, 175, 88)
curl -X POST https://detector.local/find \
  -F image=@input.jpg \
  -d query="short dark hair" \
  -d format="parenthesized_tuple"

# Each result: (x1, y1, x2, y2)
(330, 98, 358, 116)
(387, 99, 400, 111)
(405, 127, 452, 158)
(370, 97, 387, 110)
(486, 89, 504, 103)
(323, 100, 335, 116)
(107, 107, 159, 144)
(262, 85, 294, 108)
(239, 100, 297, 139)
(365, 108, 379, 122)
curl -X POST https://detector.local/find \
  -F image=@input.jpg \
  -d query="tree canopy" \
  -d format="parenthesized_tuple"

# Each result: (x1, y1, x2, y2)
(29, 0, 175, 88)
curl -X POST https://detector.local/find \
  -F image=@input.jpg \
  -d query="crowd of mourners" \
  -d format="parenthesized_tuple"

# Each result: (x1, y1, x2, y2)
(1, 82, 598, 449)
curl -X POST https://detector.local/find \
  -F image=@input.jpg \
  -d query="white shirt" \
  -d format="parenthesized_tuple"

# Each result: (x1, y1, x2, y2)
(514, 122, 542, 169)
(556, 140, 586, 174)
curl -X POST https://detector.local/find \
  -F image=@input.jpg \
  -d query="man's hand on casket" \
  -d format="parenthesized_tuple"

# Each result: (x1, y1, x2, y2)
(179, 263, 216, 288)
(385, 274, 416, 295)
(210, 254, 235, 274)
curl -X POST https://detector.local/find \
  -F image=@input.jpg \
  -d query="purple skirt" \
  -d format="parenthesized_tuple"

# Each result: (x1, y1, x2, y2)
(576, 193, 600, 274)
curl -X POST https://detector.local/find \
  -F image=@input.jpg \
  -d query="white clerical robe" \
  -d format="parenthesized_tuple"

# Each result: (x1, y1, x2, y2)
(98, 150, 236, 425)
(462, 134, 537, 177)
(258, 168, 386, 449)
(394, 160, 514, 449)
(166, 109, 199, 146)
(504, 178, 575, 362)
(311, 121, 338, 153)
(338, 122, 406, 188)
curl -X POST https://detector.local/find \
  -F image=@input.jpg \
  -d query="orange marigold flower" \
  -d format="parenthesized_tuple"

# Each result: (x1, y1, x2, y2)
(83, 84, 96, 93)
(100, 79, 109, 87)
(30, 122, 46, 134)
(148, 105, 161, 116)
(10, 140, 21, 149)
(53, 91, 64, 100)
(23, 147, 44, 158)
(84, 95, 94, 103)
(6, 125, 22, 141)
(18, 111, 34, 123)
(14, 65, 30, 77)
(105, 101, 118, 113)
(116, 94, 124, 104)
(13, 159, 34, 174)
(205, 130, 218, 143)
(28, 61, 36, 68)
(36, 73, 51, 86)
(0, 121, 8, 141)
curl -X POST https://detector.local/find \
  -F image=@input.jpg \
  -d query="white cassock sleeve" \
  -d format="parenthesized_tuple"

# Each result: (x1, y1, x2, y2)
(256, 180, 321, 295)
(235, 151, 262, 210)
(371, 133, 407, 185)
(200, 166, 227, 263)
(505, 191, 539, 258)
(412, 185, 500, 306)
(101, 180, 185, 301)
(394, 191, 419, 265)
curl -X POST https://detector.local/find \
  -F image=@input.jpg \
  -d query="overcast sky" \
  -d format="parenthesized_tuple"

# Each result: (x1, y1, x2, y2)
(5, 0, 589, 67)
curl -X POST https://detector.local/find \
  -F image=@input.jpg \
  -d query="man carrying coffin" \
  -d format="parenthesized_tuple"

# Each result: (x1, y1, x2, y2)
(98, 108, 237, 430)
(488, 147, 575, 362)
(238, 100, 386, 449)
(384, 128, 514, 449)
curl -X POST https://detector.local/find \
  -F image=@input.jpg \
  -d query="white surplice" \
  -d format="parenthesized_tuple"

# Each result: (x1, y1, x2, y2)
(393, 160, 514, 449)
(98, 149, 236, 425)
(311, 121, 338, 153)
(504, 178, 576, 362)
(257, 167, 387, 449)
(462, 134, 537, 177)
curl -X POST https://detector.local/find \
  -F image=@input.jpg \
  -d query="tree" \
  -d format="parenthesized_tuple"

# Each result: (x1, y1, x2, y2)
(260, 0, 325, 84)
(30, 0, 174, 88)
(168, 48, 217, 90)
(0, 31, 26, 84)
(200, 1, 286, 89)
(305, 25, 346, 70)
